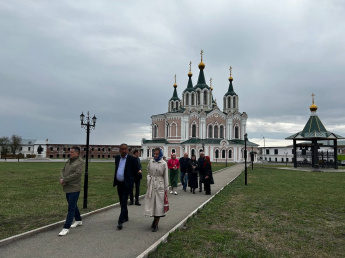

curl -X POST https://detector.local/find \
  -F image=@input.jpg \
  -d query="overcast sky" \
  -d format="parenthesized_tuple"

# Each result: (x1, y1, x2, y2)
(1, 0, 344, 147)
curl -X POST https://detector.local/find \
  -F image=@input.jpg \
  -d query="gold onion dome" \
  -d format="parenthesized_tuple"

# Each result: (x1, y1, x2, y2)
(173, 74, 177, 88)
(198, 61, 205, 70)
(188, 71, 193, 77)
(310, 102, 318, 112)
(309, 93, 318, 112)
(210, 86, 213, 91)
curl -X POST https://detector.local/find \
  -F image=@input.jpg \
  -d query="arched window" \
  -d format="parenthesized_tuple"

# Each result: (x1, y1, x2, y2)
(222, 149, 225, 158)
(233, 98, 236, 108)
(214, 125, 218, 138)
(191, 149, 195, 157)
(186, 93, 189, 105)
(235, 126, 239, 139)
(228, 149, 232, 158)
(147, 149, 150, 157)
(208, 125, 213, 138)
(171, 102, 174, 111)
(171, 123, 177, 137)
(192, 124, 197, 137)
(166, 123, 169, 137)
(197, 92, 200, 105)
(227, 97, 231, 108)
(215, 149, 219, 159)
(172, 149, 176, 154)
(191, 93, 195, 105)
(220, 125, 224, 138)
(204, 91, 207, 105)
(152, 149, 155, 157)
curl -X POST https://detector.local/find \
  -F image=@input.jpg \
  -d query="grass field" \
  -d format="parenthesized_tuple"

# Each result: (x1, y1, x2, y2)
(150, 165, 345, 257)
(0, 160, 228, 240)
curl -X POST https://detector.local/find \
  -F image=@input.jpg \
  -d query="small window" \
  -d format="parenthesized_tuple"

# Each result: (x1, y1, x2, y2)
(57, 154, 60, 158)
(228, 149, 232, 158)
(20, 147, 22, 151)
(266, 149, 269, 155)
(67, 154, 70, 158)
(108, 148, 111, 151)
(28, 147, 31, 151)
(274, 149, 278, 155)
(68, 148, 70, 151)
(102, 148, 105, 152)
(98, 148, 101, 151)
(108, 155, 110, 158)
(57, 147, 60, 151)
(172, 149, 176, 154)
(50, 155, 53, 158)
(281, 158, 284, 162)
(98, 155, 100, 158)
(91, 148, 94, 151)
(63, 154, 66, 158)
(215, 150, 219, 159)
(91, 155, 94, 158)
(50, 147, 53, 151)
(222, 149, 225, 158)
(102, 155, 104, 158)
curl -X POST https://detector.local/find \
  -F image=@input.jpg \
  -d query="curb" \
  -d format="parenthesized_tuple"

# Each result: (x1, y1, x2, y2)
(137, 166, 243, 258)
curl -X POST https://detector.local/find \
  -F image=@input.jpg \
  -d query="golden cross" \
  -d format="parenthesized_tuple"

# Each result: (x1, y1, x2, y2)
(174, 74, 176, 84)
(311, 93, 315, 103)
(200, 49, 203, 61)
(210, 78, 212, 86)
(229, 66, 232, 76)
(189, 61, 192, 72)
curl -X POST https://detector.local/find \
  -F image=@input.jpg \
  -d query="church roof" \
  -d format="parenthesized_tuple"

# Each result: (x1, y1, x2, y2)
(184, 62, 195, 93)
(224, 66, 237, 96)
(286, 97, 345, 140)
(142, 138, 170, 144)
(181, 138, 259, 146)
(169, 74, 180, 101)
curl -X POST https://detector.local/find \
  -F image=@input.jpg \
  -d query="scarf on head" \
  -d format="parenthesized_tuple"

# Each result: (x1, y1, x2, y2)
(154, 148, 163, 162)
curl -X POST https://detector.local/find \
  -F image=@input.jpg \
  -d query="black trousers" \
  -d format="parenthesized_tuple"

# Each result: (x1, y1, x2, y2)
(130, 179, 141, 203)
(204, 179, 211, 194)
(117, 181, 130, 224)
(199, 173, 204, 191)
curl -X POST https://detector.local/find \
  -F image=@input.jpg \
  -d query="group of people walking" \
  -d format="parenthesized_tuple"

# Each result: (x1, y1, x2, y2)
(167, 151, 214, 195)
(58, 144, 213, 236)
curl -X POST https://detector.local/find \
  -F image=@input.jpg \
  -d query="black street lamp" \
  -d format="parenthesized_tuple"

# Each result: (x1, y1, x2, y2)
(80, 111, 97, 209)
(251, 145, 254, 170)
(244, 133, 248, 185)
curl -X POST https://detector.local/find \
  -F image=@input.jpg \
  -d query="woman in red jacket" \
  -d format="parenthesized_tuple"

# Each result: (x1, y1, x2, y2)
(203, 156, 214, 195)
(167, 153, 180, 195)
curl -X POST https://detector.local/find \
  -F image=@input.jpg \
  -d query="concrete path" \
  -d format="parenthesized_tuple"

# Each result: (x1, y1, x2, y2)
(0, 164, 244, 258)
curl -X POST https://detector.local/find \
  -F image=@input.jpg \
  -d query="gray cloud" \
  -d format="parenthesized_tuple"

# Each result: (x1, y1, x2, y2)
(1, 0, 344, 146)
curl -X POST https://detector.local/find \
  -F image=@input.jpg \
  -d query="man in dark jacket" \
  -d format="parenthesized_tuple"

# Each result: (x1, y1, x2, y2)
(129, 149, 142, 206)
(113, 143, 139, 230)
(179, 152, 190, 192)
(198, 152, 205, 192)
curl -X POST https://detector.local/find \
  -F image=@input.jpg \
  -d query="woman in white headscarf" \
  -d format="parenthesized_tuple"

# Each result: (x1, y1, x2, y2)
(144, 148, 169, 232)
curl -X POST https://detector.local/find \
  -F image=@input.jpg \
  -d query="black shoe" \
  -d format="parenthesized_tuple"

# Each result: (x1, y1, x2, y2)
(190, 188, 192, 192)
(193, 189, 195, 194)
(151, 220, 156, 229)
(123, 218, 128, 223)
(135, 202, 141, 206)
(205, 192, 211, 195)
(117, 223, 123, 230)
(129, 201, 134, 205)
(152, 225, 158, 232)
(183, 188, 186, 192)
(199, 189, 202, 192)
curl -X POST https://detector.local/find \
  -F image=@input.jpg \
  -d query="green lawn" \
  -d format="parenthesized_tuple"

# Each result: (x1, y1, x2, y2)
(150, 166, 345, 257)
(0, 160, 230, 240)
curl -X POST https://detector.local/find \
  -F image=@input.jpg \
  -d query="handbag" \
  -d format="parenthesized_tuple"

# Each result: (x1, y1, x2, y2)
(164, 191, 169, 213)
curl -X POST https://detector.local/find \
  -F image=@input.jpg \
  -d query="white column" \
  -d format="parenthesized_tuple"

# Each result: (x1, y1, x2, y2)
(229, 120, 233, 140)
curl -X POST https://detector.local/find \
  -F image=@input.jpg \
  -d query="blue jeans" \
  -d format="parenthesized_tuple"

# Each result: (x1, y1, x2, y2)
(64, 191, 82, 229)
(180, 171, 188, 190)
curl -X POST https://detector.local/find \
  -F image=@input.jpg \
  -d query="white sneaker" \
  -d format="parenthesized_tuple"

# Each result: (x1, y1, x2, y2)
(170, 191, 173, 194)
(58, 228, 69, 236)
(174, 191, 177, 195)
(70, 221, 82, 228)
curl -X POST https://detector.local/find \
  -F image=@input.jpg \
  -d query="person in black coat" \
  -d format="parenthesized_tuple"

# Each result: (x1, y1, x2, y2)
(198, 152, 205, 192)
(203, 156, 214, 195)
(113, 143, 139, 230)
(188, 155, 199, 194)
(129, 149, 142, 206)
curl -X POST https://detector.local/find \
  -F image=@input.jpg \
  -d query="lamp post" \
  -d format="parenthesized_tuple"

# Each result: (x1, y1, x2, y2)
(284, 150, 288, 166)
(80, 111, 97, 209)
(244, 133, 248, 185)
(251, 145, 254, 170)
(262, 135, 265, 161)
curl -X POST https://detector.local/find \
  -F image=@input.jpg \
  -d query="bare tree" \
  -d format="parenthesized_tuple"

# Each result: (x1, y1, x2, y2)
(0, 136, 10, 159)
(10, 135, 22, 155)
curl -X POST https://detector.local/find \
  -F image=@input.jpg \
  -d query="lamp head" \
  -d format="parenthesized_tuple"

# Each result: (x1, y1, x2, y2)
(80, 112, 85, 124)
(92, 115, 97, 125)
(244, 133, 248, 141)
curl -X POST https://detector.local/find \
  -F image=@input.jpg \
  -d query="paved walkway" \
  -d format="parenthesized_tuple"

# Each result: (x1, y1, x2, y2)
(0, 164, 244, 258)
